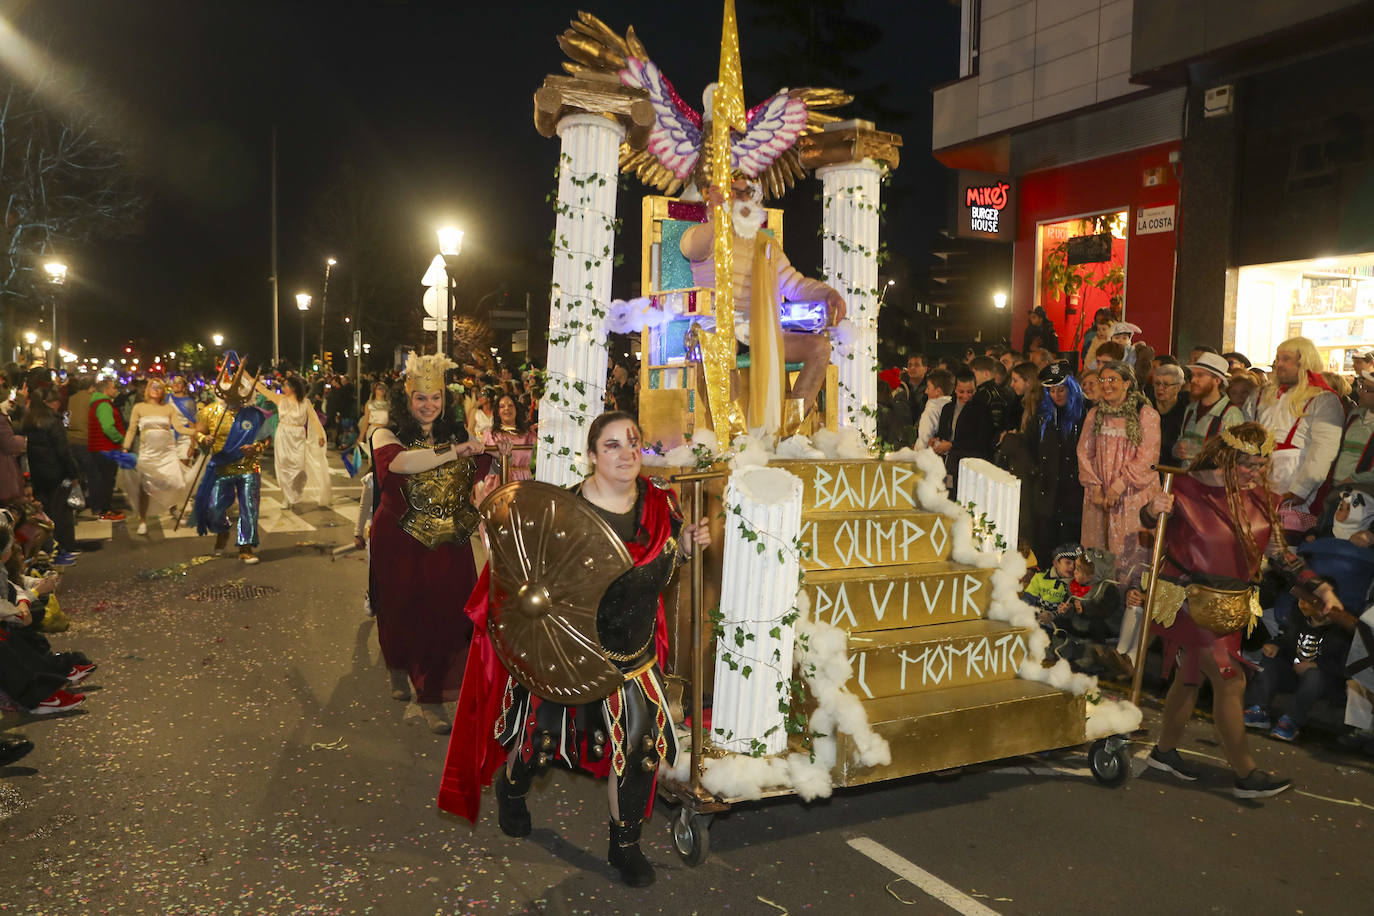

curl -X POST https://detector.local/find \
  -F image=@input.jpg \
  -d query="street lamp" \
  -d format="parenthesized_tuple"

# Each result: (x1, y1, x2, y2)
(877, 278, 896, 308)
(296, 292, 312, 370)
(437, 227, 464, 357)
(44, 260, 67, 368)
(320, 257, 336, 371)
(212, 333, 224, 348)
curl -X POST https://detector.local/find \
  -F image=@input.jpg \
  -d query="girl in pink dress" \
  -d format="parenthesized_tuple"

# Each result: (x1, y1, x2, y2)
(1077, 360, 1162, 583)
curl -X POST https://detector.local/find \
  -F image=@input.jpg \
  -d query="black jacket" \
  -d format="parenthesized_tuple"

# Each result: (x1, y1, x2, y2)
(935, 398, 995, 485)
(1154, 393, 1190, 465)
(1022, 321, 1060, 356)
(974, 380, 1011, 433)
(878, 392, 915, 447)
(899, 377, 928, 422)
(20, 415, 78, 489)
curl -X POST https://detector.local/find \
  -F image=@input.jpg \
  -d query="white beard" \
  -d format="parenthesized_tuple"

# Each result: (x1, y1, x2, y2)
(732, 199, 766, 240)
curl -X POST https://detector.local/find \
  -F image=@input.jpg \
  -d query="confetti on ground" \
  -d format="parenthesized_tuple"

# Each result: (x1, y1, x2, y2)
(309, 737, 350, 751)
(138, 555, 218, 580)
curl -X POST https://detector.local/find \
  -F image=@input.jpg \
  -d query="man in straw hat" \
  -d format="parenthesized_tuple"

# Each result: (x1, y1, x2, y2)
(1174, 351, 1245, 464)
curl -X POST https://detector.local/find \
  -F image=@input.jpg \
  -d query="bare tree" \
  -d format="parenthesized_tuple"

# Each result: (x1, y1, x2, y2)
(450, 315, 493, 368)
(0, 68, 143, 354)
(305, 158, 420, 369)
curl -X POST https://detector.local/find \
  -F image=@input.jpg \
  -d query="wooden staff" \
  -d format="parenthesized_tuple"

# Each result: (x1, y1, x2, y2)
(1130, 463, 1187, 706)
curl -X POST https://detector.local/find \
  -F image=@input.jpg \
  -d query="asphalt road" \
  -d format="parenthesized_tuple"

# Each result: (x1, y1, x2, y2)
(2, 458, 1373, 915)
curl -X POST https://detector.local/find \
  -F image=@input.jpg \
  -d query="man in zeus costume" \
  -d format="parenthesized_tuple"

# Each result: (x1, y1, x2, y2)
(191, 354, 269, 564)
(680, 174, 846, 429)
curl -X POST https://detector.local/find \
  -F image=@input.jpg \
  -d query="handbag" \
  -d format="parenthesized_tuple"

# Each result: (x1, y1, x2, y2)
(67, 480, 86, 509)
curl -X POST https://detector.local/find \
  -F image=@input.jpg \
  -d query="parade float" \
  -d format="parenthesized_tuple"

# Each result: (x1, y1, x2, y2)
(485, 2, 1140, 865)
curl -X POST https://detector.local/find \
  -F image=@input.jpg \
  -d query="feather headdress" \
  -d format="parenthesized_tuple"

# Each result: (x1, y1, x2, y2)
(404, 352, 457, 396)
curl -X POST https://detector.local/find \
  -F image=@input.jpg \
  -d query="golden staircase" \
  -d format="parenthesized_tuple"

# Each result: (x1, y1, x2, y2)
(782, 459, 1087, 786)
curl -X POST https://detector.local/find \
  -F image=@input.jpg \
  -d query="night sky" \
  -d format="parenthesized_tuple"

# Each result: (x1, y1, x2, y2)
(18, 0, 959, 363)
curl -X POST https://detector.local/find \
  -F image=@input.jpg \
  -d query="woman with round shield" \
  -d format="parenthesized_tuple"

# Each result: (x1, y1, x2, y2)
(440, 410, 710, 888)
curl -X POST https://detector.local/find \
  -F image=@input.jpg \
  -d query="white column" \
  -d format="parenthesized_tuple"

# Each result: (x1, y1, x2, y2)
(536, 113, 625, 487)
(712, 467, 804, 757)
(958, 457, 1021, 554)
(818, 160, 883, 447)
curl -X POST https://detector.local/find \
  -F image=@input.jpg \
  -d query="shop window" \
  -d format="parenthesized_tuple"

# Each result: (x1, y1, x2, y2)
(960, 0, 981, 78)
(1035, 210, 1127, 356)
(1235, 255, 1374, 371)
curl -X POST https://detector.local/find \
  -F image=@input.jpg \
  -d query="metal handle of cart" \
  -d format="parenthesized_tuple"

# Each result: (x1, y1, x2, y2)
(670, 466, 729, 799)
(1131, 464, 1185, 708)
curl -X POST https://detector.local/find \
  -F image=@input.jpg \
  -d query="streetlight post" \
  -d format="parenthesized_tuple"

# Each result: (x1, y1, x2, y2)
(44, 261, 67, 368)
(437, 227, 463, 359)
(296, 292, 312, 371)
(212, 333, 224, 349)
(320, 257, 335, 371)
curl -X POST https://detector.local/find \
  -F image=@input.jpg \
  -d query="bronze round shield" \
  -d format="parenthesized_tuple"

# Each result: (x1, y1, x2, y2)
(482, 480, 633, 704)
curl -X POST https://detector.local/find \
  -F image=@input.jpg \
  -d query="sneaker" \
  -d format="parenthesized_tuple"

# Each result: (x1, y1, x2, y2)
(1338, 730, 1374, 751)
(51, 551, 78, 567)
(1243, 705, 1271, 730)
(1270, 715, 1300, 742)
(66, 663, 98, 685)
(213, 531, 231, 555)
(1146, 746, 1200, 782)
(29, 689, 85, 715)
(99, 511, 126, 521)
(136, 520, 148, 535)
(1233, 768, 1292, 799)
(239, 549, 260, 565)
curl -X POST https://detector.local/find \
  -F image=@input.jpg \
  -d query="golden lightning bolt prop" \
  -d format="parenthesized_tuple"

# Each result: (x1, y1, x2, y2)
(701, 0, 749, 441)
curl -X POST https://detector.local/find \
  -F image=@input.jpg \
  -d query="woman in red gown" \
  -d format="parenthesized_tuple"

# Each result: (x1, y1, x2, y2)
(369, 354, 488, 733)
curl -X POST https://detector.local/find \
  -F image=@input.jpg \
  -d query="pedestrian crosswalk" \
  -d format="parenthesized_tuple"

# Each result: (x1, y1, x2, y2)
(75, 464, 367, 543)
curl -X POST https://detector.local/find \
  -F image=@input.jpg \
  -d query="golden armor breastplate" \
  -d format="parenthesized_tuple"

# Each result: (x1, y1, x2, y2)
(399, 451, 480, 549)
(197, 401, 259, 476)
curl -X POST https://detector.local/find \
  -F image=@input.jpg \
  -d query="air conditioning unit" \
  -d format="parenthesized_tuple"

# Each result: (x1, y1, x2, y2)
(1203, 85, 1233, 118)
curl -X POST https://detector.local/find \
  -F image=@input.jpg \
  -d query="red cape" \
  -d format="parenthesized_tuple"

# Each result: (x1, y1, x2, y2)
(437, 478, 677, 823)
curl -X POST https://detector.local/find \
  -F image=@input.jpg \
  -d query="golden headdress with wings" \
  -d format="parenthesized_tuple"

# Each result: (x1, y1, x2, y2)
(556, 12, 852, 199)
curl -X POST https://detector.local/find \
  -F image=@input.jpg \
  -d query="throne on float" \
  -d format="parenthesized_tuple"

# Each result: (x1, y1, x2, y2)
(635, 195, 839, 449)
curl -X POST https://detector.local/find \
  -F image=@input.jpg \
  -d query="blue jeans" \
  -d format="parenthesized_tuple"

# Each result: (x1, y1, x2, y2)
(1245, 658, 1343, 727)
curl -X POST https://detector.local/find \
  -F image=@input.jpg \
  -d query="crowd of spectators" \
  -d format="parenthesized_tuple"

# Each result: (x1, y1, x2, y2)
(879, 319, 1374, 753)
(0, 364, 106, 764)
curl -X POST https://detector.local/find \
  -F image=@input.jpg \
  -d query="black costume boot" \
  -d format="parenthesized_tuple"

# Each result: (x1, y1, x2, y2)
(494, 764, 533, 838)
(0, 734, 34, 766)
(608, 818, 655, 887)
